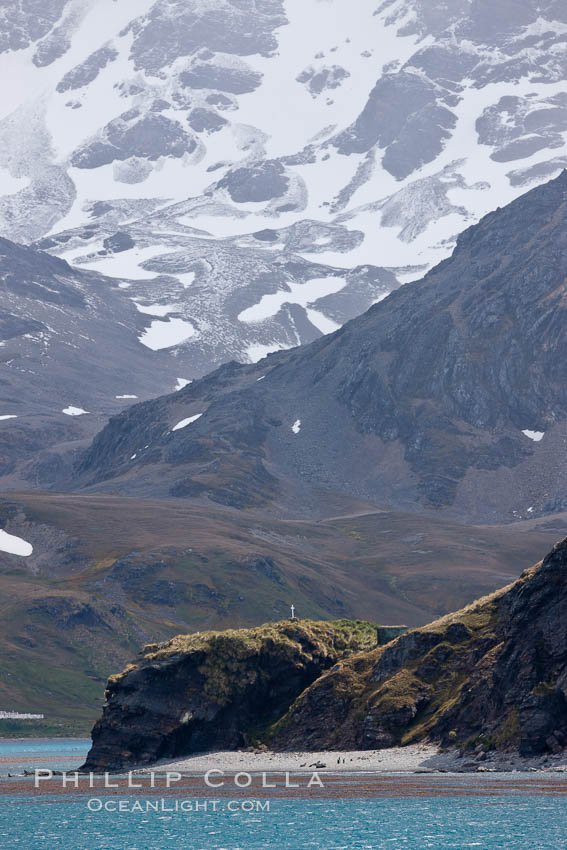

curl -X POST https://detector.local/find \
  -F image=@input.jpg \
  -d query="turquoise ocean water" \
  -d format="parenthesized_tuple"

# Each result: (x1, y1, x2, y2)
(3, 795, 567, 849)
(2, 740, 567, 849)
(0, 738, 91, 773)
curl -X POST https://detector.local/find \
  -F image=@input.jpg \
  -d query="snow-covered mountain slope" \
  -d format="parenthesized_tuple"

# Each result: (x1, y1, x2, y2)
(34, 216, 397, 373)
(2, 0, 567, 369)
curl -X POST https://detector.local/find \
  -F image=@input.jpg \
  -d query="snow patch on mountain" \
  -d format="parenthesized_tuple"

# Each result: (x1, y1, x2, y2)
(247, 343, 286, 363)
(134, 301, 183, 317)
(62, 406, 88, 416)
(139, 317, 196, 350)
(0, 529, 33, 557)
(305, 308, 341, 334)
(71, 244, 179, 280)
(0, 168, 30, 195)
(172, 413, 202, 431)
(238, 276, 347, 323)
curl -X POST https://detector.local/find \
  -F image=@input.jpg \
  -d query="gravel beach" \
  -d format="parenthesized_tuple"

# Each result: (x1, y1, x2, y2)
(136, 744, 567, 776)
(141, 743, 441, 774)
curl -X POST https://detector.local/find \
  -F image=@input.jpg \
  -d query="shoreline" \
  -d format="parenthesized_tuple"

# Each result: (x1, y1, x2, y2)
(0, 736, 90, 742)
(132, 744, 567, 776)
(3, 739, 567, 778)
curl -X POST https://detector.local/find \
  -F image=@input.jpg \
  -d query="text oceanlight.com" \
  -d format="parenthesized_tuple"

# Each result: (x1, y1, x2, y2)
(87, 799, 271, 813)
(87, 797, 270, 814)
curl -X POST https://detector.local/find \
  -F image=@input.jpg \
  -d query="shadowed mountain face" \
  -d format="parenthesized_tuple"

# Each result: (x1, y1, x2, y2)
(0, 230, 396, 487)
(75, 173, 567, 522)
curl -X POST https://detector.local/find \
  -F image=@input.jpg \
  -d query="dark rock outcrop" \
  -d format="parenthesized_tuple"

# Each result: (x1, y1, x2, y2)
(71, 112, 196, 168)
(81, 619, 394, 771)
(272, 538, 567, 757)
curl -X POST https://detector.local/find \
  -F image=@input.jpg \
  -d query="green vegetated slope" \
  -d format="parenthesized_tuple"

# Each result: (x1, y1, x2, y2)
(0, 492, 565, 735)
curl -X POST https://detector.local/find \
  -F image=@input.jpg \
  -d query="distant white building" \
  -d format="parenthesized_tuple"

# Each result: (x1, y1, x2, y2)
(0, 711, 44, 720)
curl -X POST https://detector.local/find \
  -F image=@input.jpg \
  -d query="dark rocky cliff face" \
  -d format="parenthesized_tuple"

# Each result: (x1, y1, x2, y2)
(81, 619, 393, 771)
(75, 172, 567, 521)
(272, 538, 567, 757)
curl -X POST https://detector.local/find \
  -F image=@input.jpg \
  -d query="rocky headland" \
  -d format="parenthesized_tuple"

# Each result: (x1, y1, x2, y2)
(83, 538, 567, 771)
(82, 618, 401, 771)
